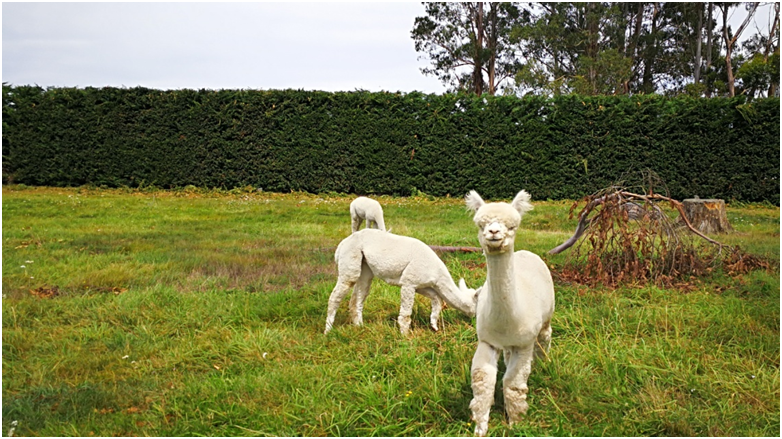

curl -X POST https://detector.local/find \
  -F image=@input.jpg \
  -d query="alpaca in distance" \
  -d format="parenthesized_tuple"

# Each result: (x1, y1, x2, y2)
(350, 196, 386, 233)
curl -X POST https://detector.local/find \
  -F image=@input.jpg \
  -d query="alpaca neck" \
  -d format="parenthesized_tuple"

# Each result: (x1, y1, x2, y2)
(436, 278, 473, 315)
(484, 250, 519, 310)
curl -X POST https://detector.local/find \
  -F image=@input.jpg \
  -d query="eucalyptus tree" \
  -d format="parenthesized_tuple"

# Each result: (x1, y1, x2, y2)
(736, 2, 780, 98)
(514, 2, 724, 96)
(512, 2, 633, 95)
(411, 1, 774, 98)
(718, 2, 760, 96)
(411, 2, 526, 95)
(648, 3, 713, 94)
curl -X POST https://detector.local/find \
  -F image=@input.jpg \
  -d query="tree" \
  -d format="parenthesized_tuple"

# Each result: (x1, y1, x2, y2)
(411, 2, 525, 95)
(719, 2, 760, 97)
(695, 3, 704, 84)
(411, 1, 776, 98)
(512, 2, 633, 96)
(630, 3, 714, 95)
(511, 2, 710, 96)
(736, 1, 780, 99)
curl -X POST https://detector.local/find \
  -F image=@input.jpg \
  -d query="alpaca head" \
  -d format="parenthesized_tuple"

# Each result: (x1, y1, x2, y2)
(465, 190, 533, 254)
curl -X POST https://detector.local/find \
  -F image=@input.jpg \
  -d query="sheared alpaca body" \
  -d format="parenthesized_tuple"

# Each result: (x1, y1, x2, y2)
(465, 190, 555, 437)
(324, 229, 476, 335)
(350, 196, 386, 233)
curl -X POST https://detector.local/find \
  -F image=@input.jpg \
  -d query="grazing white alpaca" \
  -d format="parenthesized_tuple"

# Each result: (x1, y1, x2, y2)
(350, 196, 386, 233)
(324, 229, 476, 335)
(464, 190, 555, 437)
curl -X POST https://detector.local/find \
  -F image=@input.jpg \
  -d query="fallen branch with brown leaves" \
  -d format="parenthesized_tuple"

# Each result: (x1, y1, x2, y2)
(549, 182, 768, 289)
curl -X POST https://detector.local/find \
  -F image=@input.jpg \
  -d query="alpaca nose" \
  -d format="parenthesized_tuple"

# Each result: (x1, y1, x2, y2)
(486, 223, 503, 236)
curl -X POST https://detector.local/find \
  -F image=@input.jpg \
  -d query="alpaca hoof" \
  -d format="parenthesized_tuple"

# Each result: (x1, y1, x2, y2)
(473, 423, 488, 437)
(506, 401, 528, 425)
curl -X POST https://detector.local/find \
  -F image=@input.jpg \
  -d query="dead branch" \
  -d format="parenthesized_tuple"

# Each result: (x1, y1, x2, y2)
(429, 245, 483, 253)
(548, 195, 606, 255)
(619, 191, 725, 248)
(550, 190, 726, 255)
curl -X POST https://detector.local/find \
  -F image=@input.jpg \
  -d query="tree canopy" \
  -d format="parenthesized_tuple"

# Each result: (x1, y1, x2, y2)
(412, 2, 779, 98)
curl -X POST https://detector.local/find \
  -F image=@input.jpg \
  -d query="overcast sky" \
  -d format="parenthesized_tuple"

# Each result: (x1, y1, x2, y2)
(2, 2, 446, 93)
(2, 2, 776, 95)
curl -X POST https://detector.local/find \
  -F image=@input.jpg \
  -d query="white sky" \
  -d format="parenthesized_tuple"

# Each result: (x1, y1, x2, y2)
(2, 1, 776, 94)
(2, 1, 446, 93)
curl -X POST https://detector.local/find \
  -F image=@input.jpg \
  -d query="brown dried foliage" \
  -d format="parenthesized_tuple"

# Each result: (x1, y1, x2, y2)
(554, 187, 770, 289)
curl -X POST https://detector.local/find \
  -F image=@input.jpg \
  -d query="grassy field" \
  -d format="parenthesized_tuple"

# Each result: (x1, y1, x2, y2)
(2, 185, 779, 436)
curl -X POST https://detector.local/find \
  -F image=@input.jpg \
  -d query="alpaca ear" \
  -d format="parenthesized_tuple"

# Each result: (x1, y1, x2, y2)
(511, 190, 534, 215)
(465, 190, 485, 212)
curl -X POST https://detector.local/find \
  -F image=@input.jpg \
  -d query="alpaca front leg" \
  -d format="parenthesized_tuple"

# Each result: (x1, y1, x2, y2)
(502, 345, 535, 425)
(397, 285, 416, 334)
(470, 341, 499, 437)
(324, 279, 354, 334)
(416, 288, 441, 331)
(429, 296, 443, 331)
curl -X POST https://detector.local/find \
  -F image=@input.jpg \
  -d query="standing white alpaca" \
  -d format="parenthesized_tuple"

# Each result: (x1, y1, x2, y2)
(350, 196, 386, 233)
(464, 190, 555, 437)
(324, 229, 477, 335)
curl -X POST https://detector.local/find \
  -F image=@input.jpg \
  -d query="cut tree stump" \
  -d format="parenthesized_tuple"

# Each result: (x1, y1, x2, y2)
(681, 198, 733, 234)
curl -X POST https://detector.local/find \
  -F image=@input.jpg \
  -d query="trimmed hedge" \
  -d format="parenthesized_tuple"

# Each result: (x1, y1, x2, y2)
(2, 86, 779, 203)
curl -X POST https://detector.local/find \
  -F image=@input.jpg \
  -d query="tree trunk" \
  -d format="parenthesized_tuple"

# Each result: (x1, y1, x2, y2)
(694, 4, 703, 85)
(681, 198, 733, 234)
(720, 4, 735, 97)
(586, 2, 599, 95)
(472, 2, 485, 96)
(766, 3, 780, 97)
(722, 2, 760, 97)
(706, 2, 713, 97)
(642, 3, 660, 94)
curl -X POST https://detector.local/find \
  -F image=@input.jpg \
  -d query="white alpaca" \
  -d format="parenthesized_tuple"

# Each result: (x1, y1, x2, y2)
(324, 229, 477, 335)
(465, 190, 555, 437)
(350, 196, 386, 233)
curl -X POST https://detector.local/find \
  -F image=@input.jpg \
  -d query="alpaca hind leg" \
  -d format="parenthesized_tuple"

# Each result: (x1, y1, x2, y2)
(324, 279, 355, 334)
(397, 285, 416, 334)
(534, 320, 552, 360)
(502, 345, 535, 425)
(470, 341, 499, 437)
(351, 215, 362, 233)
(349, 261, 373, 326)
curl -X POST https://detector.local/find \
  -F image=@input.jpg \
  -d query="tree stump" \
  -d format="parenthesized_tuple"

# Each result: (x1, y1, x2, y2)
(681, 198, 733, 234)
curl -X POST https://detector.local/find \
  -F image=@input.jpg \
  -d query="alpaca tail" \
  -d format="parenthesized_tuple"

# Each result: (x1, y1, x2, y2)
(334, 237, 346, 263)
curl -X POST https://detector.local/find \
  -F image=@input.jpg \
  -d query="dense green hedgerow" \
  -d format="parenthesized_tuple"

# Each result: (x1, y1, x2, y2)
(2, 85, 779, 203)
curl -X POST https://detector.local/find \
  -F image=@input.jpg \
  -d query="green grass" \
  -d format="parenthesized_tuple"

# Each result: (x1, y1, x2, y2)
(2, 186, 779, 436)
